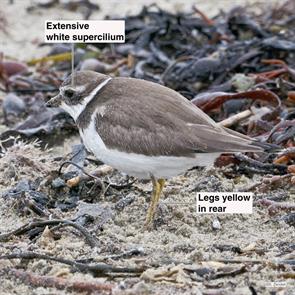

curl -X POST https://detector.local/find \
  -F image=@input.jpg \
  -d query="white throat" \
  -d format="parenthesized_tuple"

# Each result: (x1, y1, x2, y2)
(61, 77, 112, 121)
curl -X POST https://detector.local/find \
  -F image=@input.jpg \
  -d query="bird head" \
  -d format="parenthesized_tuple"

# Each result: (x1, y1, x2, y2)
(46, 70, 110, 120)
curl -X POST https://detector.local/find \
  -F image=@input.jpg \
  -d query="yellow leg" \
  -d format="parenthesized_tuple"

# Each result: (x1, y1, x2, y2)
(145, 177, 165, 228)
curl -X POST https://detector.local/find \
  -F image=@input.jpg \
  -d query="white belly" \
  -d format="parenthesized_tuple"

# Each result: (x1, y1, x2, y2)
(80, 118, 220, 179)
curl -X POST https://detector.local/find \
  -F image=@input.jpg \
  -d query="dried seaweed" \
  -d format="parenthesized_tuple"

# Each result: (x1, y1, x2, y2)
(0, 268, 113, 294)
(0, 251, 144, 276)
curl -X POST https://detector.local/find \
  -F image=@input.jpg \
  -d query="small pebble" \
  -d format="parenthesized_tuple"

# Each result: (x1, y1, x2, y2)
(80, 58, 108, 73)
(52, 177, 65, 188)
(115, 194, 135, 211)
(212, 218, 221, 230)
(3, 93, 26, 115)
(231, 73, 255, 91)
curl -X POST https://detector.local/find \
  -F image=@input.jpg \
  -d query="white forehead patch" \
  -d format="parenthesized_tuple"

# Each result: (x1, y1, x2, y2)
(60, 77, 112, 121)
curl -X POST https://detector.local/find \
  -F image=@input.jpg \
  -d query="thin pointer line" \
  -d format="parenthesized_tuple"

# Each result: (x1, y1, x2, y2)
(71, 43, 75, 86)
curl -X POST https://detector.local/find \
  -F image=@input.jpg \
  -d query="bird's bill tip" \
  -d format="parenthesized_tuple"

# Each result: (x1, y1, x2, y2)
(46, 94, 61, 108)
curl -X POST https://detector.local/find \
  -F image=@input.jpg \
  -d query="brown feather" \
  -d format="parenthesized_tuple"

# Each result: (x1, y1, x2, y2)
(76, 76, 263, 157)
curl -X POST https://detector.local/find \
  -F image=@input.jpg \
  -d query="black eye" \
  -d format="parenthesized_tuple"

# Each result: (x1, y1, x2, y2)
(64, 89, 75, 99)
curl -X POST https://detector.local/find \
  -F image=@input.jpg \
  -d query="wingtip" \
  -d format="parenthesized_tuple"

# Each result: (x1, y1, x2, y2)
(250, 141, 282, 153)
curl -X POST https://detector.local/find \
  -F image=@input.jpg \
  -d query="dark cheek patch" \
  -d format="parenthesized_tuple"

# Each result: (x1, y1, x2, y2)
(64, 94, 82, 105)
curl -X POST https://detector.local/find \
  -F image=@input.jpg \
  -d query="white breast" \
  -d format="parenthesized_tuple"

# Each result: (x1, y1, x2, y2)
(80, 113, 221, 179)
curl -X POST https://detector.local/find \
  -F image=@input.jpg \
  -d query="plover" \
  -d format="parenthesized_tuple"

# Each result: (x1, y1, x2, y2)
(46, 71, 272, 227)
